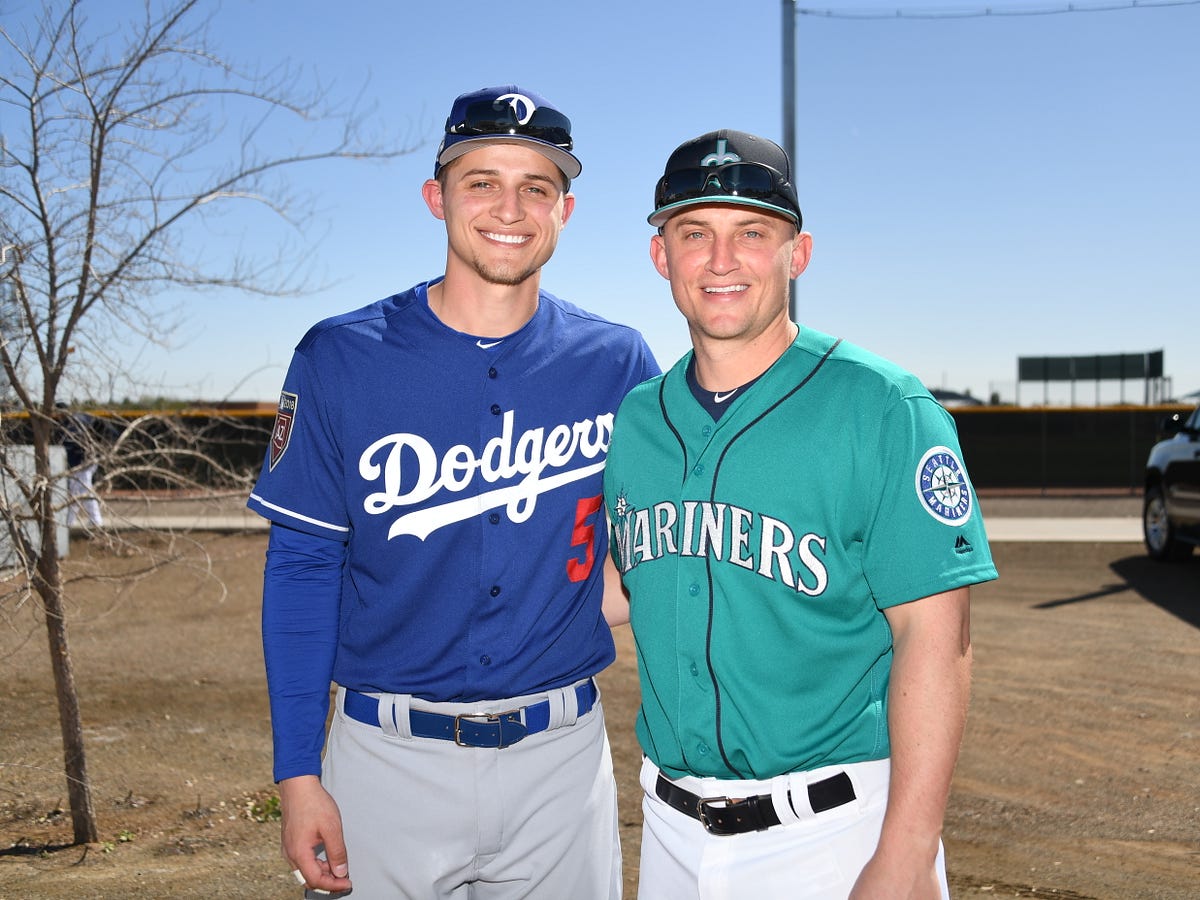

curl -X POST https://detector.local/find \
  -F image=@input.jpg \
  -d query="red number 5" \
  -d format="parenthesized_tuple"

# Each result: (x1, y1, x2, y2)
(566, 495, 603, 583)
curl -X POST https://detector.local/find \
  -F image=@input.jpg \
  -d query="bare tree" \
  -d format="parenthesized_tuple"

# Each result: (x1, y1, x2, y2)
(0, 0, 417, 844)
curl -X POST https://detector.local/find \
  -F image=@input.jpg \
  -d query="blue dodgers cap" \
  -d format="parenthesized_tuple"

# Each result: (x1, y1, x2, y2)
(649, 130, 801, 228)
(434, 85, 581, 180)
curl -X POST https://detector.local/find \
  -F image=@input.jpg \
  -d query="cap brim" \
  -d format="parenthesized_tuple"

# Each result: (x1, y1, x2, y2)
(437, 136, 582, 180)
(648, 195, 801, 228)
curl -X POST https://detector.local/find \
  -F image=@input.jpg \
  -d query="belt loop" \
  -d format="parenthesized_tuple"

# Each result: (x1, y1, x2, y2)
(335, 685, 349, 719)
(378, 692, 413, 740)
(770, 773, 802, 825)
(785, 769, 815, 818)
(545, 683, 577, 729)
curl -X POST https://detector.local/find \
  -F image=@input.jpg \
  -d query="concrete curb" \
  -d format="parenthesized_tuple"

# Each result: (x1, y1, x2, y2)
(79, 514, 1145, 543)
(982, 517, 1141, 543)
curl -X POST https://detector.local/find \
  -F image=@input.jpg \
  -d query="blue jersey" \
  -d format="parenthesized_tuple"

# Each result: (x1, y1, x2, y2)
(250, 280, 658, 766)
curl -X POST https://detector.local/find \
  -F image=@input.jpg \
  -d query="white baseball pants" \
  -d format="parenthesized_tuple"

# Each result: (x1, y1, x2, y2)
(637, 756, 949, 900)
(314, 682, 621, 899)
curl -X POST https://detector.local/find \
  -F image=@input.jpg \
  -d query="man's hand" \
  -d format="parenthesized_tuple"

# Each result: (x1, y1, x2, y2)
(279, 775, 351, 894)
(850, 849, 943, 899)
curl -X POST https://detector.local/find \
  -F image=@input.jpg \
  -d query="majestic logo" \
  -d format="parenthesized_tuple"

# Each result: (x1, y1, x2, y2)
(954, 535, 974, 555)
(268, 391, 298, 471)
(915, 446, 973, 525)
(359, 409, 613, 541)
(701, 138, 741, 168)
(495, 92, 538, 124)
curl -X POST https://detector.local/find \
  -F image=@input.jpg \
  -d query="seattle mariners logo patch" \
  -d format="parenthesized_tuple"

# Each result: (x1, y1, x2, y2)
(915, 446, 972, 526)
(269, 391, 298, 471)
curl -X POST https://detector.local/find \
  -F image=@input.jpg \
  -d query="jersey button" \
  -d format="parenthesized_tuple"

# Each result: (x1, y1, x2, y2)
(689, 663, 699, 677)
(697, 743, 709, 755)
(688, 583, 700, 596)
(488, 367, 498, 379)
(692, 464, 704, 476)
(480, 655, 492, 666)
(489, 585, 502, 597)
(701, 425, 712, 437)
(488, 512, 501, 525)
(490, 404, 502, 416)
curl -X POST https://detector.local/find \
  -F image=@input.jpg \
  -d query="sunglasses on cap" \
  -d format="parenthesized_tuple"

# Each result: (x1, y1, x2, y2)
(446, 99, 573, 150)
(654, 161, 794, 212)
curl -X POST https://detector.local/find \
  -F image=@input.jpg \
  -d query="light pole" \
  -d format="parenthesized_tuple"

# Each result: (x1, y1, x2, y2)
(781, 0, 798, 319)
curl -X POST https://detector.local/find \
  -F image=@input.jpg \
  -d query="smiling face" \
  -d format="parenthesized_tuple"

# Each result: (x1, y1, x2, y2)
(424, 142, 574, 289)
(651, 203, 811, 352)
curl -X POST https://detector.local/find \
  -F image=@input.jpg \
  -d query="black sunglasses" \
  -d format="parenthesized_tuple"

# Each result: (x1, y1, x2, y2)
(655, 161, 793, 210)
(447, 99, 573, 150)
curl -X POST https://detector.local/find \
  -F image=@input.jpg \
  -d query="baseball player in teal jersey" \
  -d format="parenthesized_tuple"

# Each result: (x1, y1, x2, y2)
(602, 130, 998, 899)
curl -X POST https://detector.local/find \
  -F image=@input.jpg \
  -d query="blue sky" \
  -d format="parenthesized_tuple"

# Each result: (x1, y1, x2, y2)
(66, 0, 1200, 404)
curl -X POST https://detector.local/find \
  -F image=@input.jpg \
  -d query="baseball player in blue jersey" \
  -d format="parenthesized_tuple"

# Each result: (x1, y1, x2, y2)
(248, 85, 658, 898)
(603, 130, 998, 899)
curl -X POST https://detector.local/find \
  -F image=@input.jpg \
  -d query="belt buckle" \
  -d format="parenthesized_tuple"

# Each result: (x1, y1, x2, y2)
(696, 796, 734, 835)
(454, 708, 521, 748)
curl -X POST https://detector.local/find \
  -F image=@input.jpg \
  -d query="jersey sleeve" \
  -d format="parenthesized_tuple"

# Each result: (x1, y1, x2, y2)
(861, 392, 997, 607)
(262, 522, 345, 781)
(247, 349, 350, 540)
(631, 335, 662, 386)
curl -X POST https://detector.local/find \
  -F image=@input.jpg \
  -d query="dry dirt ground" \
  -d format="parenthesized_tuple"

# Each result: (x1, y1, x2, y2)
(2, 497, 1198, 899)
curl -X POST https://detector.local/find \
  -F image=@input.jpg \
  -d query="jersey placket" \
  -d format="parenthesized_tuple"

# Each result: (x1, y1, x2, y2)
(474, 355, 517, 683)
(676, 416, 736, 775)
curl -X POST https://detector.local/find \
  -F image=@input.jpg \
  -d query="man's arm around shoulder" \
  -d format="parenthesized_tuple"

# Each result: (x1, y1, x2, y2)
(601, 553, 630, 628)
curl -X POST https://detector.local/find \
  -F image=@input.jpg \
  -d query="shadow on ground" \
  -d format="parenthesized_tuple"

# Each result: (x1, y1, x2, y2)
(1108, 553, 1200, 628)
(1032, 551, 1199, 628)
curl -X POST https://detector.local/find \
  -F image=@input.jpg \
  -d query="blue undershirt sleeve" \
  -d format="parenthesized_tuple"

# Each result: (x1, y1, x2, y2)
(262, 521, 345, 782)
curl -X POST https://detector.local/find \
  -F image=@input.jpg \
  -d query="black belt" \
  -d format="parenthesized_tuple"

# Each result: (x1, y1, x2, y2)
(655, 770, 856, 836)
(342, 680, 597, 749)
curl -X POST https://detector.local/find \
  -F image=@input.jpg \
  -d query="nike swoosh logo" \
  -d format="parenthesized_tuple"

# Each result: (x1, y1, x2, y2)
(476, 339, 503, 349)
(713, 390, 738, 403)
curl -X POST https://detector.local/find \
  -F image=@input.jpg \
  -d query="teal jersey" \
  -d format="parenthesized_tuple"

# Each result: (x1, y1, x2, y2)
(604, 327, 998, 781)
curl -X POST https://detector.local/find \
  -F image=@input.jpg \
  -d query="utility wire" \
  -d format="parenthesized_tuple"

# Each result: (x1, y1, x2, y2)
(795, 0, 1200, 19)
